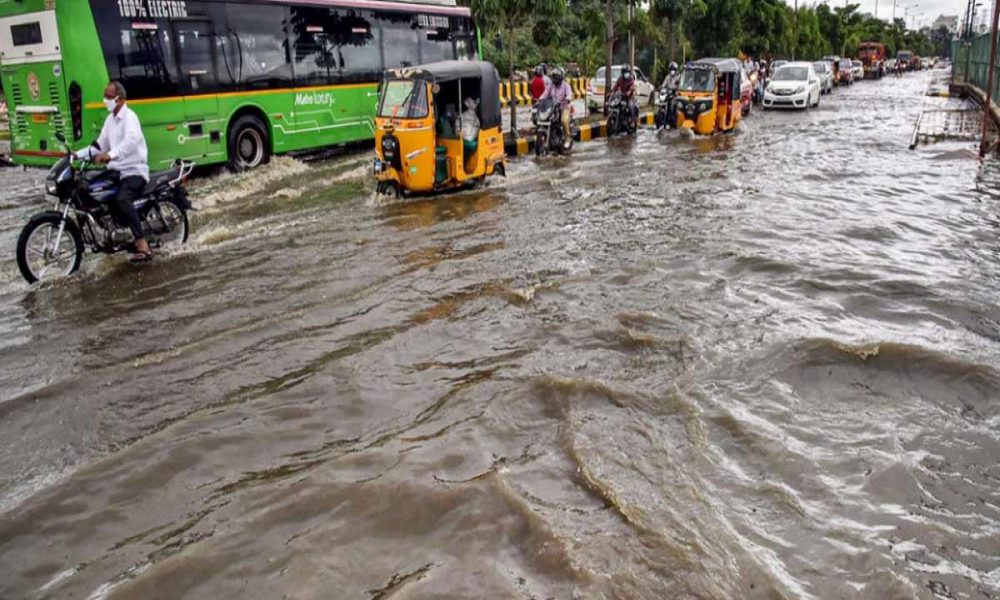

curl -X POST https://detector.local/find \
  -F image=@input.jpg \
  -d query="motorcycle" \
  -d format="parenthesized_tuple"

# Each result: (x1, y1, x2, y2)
(606, 91, 636, 136)
(532, 98, 574, 156)
(15, 132, 193, 284)
(654, 87, 677, 129)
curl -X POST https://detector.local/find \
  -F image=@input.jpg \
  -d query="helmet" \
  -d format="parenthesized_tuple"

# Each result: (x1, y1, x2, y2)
(534, 65, 544, 76)
(551, 67, 564, 85)
(668, 61, 678, 74)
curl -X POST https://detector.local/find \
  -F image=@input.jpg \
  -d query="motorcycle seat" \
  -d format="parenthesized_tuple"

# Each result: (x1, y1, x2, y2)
(142, 167, 180, 196)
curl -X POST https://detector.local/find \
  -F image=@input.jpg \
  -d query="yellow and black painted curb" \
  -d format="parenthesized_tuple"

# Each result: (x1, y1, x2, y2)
(499, 77, 591, 107)
(504, 110, 657, 156)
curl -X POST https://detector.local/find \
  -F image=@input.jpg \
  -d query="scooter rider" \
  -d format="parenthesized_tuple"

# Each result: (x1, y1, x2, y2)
(530, 65, 548, 102)
(661, 62, 680, 92)
(74, 81, 152, 262)
(539, 67, 573, 149)
(612, 65, 638, 127)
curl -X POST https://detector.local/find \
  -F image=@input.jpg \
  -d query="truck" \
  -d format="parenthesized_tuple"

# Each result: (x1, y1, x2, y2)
(859, 42, 887, 79)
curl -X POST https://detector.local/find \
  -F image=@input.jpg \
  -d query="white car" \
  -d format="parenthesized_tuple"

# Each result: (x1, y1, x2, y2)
(812, 61, 834, 94)
(851, 60, 864, 80)
(763, 62, 821, 110)
(587, 65, 655, 110)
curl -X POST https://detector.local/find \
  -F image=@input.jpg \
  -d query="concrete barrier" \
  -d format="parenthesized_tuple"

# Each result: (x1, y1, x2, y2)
(498, 77, 591, 106)
(499, 81, 512, 107)
(503, 109, 656, 156)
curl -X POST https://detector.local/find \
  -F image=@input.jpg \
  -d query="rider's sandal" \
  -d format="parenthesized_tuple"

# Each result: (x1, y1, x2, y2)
(129, 250, 153, 263)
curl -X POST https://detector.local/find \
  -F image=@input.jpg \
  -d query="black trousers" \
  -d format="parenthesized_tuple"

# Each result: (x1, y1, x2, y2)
(115, 175, 146, 240)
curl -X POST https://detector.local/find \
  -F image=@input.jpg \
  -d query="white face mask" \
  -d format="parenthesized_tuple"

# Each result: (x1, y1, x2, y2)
(104, 97, 117, 112)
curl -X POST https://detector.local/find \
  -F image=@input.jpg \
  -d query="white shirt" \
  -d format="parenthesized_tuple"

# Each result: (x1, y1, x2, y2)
(461, 107, 480, 142)
(76, 104, 149, 181)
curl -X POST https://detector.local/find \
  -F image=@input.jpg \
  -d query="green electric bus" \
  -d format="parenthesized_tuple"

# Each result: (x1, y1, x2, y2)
(0, 0, 477, 169)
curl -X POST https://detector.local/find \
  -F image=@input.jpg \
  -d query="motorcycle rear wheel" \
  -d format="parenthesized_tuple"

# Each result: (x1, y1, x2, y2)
(16, 212, 83, 284)
(146, 199, 189, 248)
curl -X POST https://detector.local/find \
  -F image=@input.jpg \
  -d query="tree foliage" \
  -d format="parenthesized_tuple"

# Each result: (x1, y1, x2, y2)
(466, 0, 940, 78)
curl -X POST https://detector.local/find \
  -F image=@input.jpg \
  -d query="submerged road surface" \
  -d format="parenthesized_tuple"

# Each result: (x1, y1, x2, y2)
(1, 71, 999, 599)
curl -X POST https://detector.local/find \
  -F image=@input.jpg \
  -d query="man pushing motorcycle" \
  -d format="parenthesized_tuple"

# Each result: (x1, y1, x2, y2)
(74, 81, 152, 262)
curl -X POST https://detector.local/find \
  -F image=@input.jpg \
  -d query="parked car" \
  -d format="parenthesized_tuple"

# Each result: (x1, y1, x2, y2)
(838, 58, 854, 85)
(762, 62, 821, 110)
(812, 61, 834, 94)
(851, 60, 864, 80)
(587, 65, 655, 111)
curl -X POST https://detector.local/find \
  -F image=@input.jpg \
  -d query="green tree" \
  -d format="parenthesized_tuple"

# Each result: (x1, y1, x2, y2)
(686, 0, 746, 57)
(651, 0, 692, 66)
(740, 0, 794, 58)
(461, 0, 565, 132)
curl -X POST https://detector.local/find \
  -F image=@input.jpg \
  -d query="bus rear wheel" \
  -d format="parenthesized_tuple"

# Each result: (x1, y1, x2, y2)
(228, 115, 270, 172)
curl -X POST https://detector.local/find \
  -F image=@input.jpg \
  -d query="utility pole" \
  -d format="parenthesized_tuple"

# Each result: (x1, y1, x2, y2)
(980, 0, 1000, 156)
(793, 0, 799, 59)
(628, 0, 635, 68)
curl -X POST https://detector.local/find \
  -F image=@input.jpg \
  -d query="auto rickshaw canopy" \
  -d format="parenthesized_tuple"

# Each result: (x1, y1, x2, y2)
(384, 60, 501, 129)
(690, 58, 742, 73)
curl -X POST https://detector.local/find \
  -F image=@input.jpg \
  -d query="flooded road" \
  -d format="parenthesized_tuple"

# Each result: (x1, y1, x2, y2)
(1, 70, 999, 599)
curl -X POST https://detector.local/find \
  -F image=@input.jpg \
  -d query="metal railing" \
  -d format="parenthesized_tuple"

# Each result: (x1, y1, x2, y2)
(953, 34, 999, 102)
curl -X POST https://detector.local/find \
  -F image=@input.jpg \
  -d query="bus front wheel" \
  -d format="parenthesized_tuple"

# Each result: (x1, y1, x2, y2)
(228, 115, 270, 172)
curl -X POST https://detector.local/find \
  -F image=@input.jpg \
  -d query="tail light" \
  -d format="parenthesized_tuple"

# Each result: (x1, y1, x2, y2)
(69, 82, 82, 141)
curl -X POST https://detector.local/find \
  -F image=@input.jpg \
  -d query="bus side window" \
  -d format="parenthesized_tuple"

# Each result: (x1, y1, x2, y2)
(331, 10, 380, 83)
(419, 17, 453, 64)
(92, 16, 179, 100)
(223, 4, 293, 90)
(376, 12, 419, 70)
(289, 7, 379, 86)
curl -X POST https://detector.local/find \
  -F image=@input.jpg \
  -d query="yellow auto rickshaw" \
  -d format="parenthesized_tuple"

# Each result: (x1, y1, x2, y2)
(675, 58, 743, 136)
(374, 61, 506, 196)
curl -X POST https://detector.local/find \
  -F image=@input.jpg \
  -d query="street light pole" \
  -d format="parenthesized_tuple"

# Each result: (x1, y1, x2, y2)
(980, 0, 1000, 156)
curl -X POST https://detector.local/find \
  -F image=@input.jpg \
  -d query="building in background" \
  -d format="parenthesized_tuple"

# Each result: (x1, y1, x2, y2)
(931, 14, 959, 34)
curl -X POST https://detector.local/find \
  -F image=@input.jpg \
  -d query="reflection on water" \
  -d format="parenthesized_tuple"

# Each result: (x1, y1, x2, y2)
(1, 71, 1000, 599)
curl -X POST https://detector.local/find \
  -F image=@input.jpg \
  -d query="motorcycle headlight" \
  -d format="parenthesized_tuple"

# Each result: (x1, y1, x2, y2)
(45, 180, 57, 195)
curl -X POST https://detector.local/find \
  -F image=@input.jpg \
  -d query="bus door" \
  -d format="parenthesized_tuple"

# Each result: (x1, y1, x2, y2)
(173, 20, 221, 154)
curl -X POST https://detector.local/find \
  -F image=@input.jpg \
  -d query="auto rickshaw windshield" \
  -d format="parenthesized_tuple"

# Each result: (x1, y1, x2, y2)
(680, 69, 715, 93)
(379, 80, 429, 119)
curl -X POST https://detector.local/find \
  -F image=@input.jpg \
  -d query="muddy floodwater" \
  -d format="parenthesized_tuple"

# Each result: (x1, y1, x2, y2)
(1, 71, 999, 600)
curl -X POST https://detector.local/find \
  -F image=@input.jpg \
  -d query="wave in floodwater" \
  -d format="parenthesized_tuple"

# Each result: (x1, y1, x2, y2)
(1, 70, 999, 600)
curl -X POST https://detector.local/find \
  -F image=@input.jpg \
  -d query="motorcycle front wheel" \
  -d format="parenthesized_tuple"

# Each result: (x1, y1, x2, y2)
(16, 212, 84, 284)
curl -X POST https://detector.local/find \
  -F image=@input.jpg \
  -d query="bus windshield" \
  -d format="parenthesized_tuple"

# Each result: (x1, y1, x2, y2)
(680, 69, 715, 92)
(379, 80, 429, 119)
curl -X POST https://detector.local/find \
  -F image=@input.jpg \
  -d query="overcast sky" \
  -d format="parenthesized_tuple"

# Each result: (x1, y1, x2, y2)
(781, 0, 972, 30)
